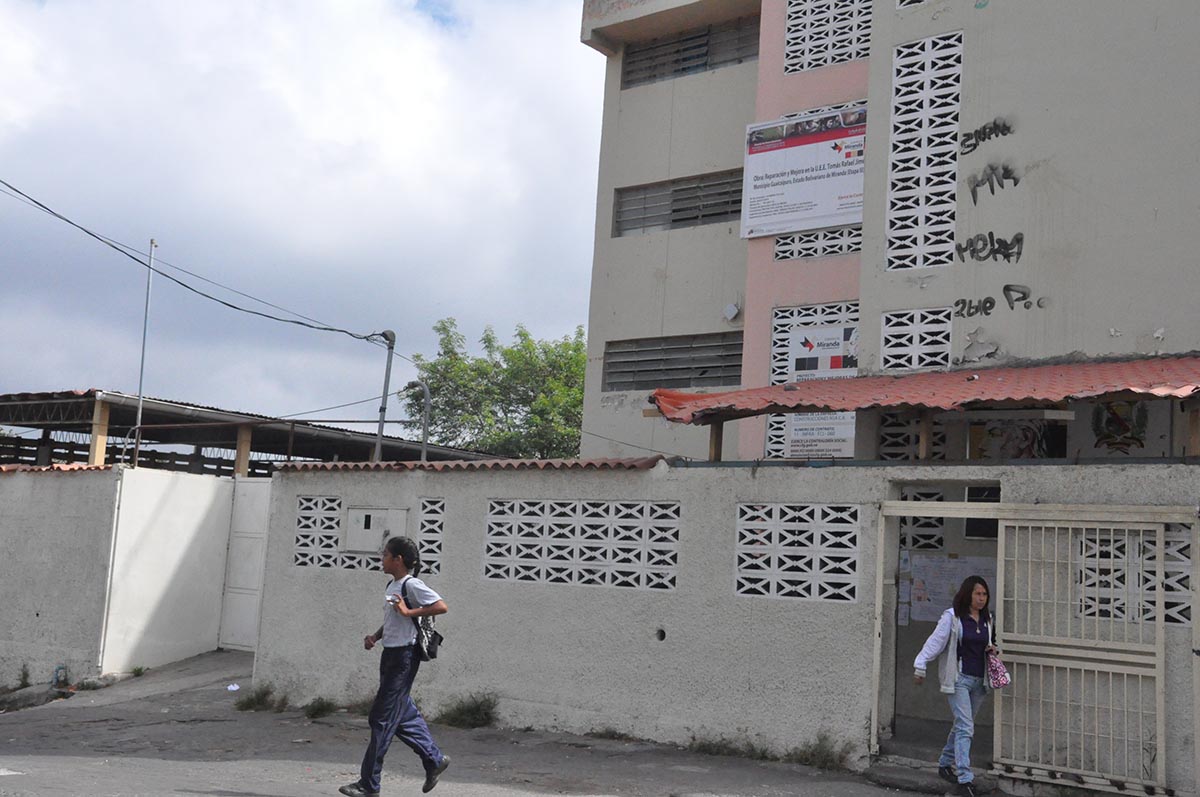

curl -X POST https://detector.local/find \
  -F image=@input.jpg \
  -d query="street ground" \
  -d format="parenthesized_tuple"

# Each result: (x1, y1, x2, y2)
(0, 651, 934, 797)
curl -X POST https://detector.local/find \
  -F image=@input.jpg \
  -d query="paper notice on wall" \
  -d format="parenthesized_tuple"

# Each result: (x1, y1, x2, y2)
(899, 550, 911, 575)
(898, 604, 911, 626)
(785, 325, 859, 459)
(909, 554, 997, 623)
(899, 581, 912, 604)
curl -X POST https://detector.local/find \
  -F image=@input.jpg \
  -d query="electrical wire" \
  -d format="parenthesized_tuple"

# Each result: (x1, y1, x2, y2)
(579, 428, 687, 458)
(0, 178, 389, 345)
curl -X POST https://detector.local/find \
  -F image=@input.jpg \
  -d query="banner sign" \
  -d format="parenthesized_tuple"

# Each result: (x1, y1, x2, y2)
(740, 106, 867, 238)
(786, 325, 858, 459)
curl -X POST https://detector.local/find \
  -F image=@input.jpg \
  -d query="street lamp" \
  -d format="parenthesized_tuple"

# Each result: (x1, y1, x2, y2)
(404, 380, 430, 461)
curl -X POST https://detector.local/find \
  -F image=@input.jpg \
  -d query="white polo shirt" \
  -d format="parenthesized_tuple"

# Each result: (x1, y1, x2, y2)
(381, 575, 442, 648)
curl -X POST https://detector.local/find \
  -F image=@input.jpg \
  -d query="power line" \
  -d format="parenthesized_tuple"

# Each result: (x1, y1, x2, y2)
(579, 428, 687, 458)
(0, 178, 389, 345)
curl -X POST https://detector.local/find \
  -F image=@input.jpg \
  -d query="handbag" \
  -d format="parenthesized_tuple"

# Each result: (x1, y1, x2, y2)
(986, 652, 1010, 689)
(401, 578, 445, 662)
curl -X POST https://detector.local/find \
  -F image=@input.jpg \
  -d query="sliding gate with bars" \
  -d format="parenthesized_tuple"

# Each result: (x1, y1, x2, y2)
(875, 502, 1196, 795)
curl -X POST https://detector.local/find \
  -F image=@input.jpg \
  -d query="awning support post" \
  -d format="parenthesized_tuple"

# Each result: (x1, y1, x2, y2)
(235, 424, 252, 477)
(708, 422, 724, 462)
(1188, 405, 1200, 457)
(917, 411, 932, 460)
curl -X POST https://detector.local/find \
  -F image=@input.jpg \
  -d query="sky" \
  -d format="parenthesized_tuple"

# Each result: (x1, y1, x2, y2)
(0, 0, 605, 434)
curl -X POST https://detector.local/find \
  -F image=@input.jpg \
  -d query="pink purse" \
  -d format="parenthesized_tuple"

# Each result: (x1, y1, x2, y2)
(986, 652, 1011, 689)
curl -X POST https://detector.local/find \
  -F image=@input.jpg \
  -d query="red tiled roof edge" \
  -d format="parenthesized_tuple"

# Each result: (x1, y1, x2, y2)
(651, 355, 1200, 424)
(277, 456, 666, 472)
(0, 463, 112, 474)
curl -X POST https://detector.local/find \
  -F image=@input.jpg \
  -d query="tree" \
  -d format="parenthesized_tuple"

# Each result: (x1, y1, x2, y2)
(402, 318, 586, 459)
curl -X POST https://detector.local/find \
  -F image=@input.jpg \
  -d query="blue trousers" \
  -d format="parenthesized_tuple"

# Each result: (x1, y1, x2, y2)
(938, 673, 987, 784)
(359, 645, 444, 792)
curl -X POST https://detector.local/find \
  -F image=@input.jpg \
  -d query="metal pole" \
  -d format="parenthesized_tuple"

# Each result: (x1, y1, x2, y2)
(132, 238, 157, 467)
(405, 380, 431, 461)
(372, 330, 396, 462)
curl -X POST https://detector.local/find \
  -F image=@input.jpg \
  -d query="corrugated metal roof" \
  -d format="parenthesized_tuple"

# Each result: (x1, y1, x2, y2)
(0, 463, 112, 474)
(651, 355, 1200, 424)
(278, 456, 666, 472)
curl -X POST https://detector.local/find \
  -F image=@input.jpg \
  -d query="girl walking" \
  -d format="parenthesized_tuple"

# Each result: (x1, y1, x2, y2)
(913, 575, 998, 797)
(340, 537, 449, 797)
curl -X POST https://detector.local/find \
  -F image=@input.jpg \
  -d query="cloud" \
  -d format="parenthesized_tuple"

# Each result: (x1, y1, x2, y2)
(0, 0, 604, 424)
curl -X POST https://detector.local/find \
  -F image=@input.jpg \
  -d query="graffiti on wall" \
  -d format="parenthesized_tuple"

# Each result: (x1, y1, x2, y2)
(953, 285, 1047, 318)
(967, 163, 1020, 205)
(961, 117, 1013, 155)
(956, 232, 1024, 263)
(1091, 402, 1149, 454)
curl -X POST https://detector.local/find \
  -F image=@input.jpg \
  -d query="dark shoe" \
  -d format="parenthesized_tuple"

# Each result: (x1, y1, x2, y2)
(956, 782, 979, 797)
(937, 765, 957, 784)
(339, 782, 379, 797)
(422, 755, 450, 793)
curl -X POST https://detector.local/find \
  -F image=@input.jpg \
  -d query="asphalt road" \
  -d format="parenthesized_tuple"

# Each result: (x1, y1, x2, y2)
(0, 651, 924, 797)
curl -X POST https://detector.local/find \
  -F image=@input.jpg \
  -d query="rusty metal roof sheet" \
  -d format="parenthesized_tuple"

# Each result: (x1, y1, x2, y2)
(278, 456, 666, 472)
(651, 355, 1200, 425)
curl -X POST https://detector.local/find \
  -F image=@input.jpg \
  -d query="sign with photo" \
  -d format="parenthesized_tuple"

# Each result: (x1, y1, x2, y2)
(740, 106, 867, 239)
(786, 325, 858, 459)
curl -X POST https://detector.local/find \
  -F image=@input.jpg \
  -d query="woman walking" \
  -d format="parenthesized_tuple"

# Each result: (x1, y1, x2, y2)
(340, 537, 450, 797)
(913, 575, 998, 797)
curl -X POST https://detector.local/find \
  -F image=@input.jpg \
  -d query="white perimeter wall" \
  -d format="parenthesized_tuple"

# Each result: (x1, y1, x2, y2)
(0, 468, 119, 687)
(255, 462, 1198, 790)
(100, 468, 234, 673)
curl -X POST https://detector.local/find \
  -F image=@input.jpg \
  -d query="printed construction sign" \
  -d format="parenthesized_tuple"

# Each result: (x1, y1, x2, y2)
(787, 325, 858, 459)
(740, 106, 867, 239)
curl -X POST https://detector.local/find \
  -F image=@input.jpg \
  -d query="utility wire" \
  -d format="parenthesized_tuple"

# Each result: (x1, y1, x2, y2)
(579, 428, 687, 458)
(0, 178, 389, 345)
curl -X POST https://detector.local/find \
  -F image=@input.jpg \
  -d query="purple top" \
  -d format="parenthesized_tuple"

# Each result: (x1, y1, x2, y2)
(958, 613, 989, 677)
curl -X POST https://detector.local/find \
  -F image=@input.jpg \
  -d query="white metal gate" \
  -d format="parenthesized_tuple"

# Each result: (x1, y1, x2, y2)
(218, 478, 271, 650)
(995, 519, 1169, 793)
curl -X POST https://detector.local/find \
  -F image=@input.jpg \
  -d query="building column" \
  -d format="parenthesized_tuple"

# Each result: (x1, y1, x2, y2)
(88, 399, 110, 466)
(234, 424, 252, 477)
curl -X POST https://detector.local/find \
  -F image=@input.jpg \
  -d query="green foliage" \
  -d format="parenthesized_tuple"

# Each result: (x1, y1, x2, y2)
(273, 694, 290, 712)
(76, 680, 102, 691)
(404, 318, 586, 459)
(781, 731, 854, 770)
(587, 727, 639, 742)
(18, 664, 30, 690)
(234, 684, 275, 711)
(303, 697, 338, 719)
(433, 691, 498, 728)
(345, 696, 375, 716)
(131, 666, 147, 677)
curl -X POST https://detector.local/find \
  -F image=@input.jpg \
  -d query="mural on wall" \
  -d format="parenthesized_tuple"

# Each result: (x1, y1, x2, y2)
(1090, 401, 1149, 454)
(971, 420, 1050, 460)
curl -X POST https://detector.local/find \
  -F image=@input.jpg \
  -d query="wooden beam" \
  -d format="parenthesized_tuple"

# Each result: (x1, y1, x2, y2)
(708, 422, 724, 463)
(917, 411, 932, 460)
(88, 399, 110, 466)
(234, 424, 252, 477)
(642, 408, 663, 418)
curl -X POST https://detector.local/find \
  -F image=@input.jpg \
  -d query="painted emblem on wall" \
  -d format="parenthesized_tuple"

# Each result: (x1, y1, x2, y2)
(1091, 401, 1148, 454)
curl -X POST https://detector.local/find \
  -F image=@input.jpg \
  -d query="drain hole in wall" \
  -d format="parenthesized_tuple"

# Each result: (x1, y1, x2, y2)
(655, 628, 666, 642)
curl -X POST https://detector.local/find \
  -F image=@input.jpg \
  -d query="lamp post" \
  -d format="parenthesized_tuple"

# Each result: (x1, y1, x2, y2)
(404, 380, 430, 461)
(372, 330, 396, 462)
(132, 238, 158, 467)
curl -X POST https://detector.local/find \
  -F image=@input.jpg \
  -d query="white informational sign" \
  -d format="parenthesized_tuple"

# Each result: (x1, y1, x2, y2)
(786, 325, 858, 459)
(909, 554, 998, 623)
(740, 106, 867, 238)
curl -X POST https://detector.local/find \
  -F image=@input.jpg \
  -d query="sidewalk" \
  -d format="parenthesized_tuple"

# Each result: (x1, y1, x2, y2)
(0, 651, 930, 796)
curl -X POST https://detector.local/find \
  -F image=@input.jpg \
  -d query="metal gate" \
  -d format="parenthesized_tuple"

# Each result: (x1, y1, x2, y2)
(995, 519, 1170, 793)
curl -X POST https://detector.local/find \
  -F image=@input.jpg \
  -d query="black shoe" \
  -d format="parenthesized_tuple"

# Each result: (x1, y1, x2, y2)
(423, 755, 450, 793)
(338, 782, 379, 797)
(956, 782, 979, 797)
(937, 765, 956, 784)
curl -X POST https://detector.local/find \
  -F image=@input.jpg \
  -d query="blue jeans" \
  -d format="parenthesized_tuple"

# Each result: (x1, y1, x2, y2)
(359, 646, 444, 792)
(939, 673, 987, 784)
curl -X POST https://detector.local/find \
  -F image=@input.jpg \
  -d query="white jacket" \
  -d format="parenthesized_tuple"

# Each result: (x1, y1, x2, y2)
(913, 607, 994, 694)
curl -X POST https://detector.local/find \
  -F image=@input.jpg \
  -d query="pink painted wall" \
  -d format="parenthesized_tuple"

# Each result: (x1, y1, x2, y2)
(736, 0, 870, 460)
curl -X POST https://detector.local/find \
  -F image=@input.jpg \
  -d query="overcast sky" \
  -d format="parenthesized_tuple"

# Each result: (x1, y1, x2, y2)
(0, 0, 605, 434)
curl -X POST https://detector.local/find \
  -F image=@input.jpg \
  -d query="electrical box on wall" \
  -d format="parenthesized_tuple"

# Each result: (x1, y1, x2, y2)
(345, 507, 409, 553)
